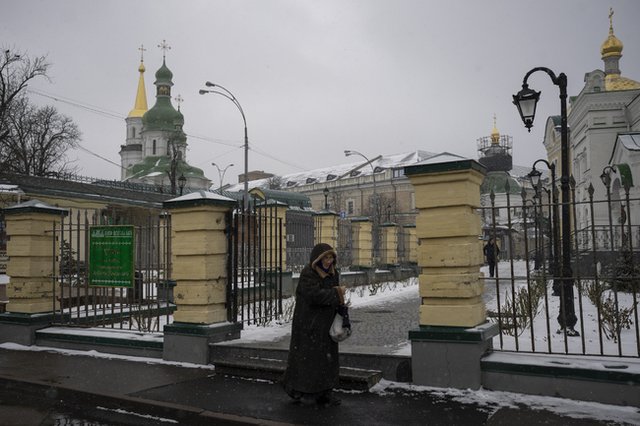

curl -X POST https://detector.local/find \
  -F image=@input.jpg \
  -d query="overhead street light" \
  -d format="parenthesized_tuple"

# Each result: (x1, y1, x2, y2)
(212, 162, 234, 191)
(200, 82, 249, 211)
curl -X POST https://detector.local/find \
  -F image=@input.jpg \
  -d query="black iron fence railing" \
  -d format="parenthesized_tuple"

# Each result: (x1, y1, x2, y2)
(481, 181, 639, 358)
(51, 209, 174, 332)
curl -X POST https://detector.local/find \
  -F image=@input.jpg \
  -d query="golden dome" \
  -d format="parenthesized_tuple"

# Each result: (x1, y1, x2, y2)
(601, 8, 623, 59)
(490, 114, 500, 145)
(605, 74, 640, 91)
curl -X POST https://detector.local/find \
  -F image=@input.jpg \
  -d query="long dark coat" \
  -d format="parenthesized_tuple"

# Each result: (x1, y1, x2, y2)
(282, 246, 341, 395)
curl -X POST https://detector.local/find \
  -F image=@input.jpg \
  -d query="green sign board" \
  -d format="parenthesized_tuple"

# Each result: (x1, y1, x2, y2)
(89, 225, 135, 287)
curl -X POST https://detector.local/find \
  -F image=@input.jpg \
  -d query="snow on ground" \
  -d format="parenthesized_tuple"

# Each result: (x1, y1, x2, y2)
(237, 277, 419, 343)
(0, 342, 215, 370)
(370, 380, 640, 425)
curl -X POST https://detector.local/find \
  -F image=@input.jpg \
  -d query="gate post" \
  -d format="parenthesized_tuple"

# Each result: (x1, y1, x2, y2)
(351, 218, 373, 269)
(314, 210, 338, 247)
(405, 159, 498, 390)
(162, 193, 239, 364)
(0, 200, 67, 345)
(404, 224, 418, 265)
(379, 223, 398, 266)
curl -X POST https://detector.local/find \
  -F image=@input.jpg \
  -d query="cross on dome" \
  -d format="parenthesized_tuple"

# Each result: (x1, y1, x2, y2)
(138, 44, 146, 62)
(174, 94, 184, 110)
(158, 39, 171, 60)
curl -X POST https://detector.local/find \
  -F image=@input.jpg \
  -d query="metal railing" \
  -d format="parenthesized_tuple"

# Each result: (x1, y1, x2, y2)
(481, 181, 640, 358)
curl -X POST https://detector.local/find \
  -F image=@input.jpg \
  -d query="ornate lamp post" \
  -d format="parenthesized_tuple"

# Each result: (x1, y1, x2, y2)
(212, 162, 234, 191)
(528, 159, 560, 293)
(178, 173, 187, 196)
(513, 67, 579, 336)
(200, 83, 249, 211)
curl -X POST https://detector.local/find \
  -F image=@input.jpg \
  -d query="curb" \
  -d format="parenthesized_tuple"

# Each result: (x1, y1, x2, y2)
(0, 375, 294, 426)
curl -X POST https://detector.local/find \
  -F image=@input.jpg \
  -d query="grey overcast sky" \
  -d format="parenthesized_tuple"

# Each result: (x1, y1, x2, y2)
(2, 0, 640, 185)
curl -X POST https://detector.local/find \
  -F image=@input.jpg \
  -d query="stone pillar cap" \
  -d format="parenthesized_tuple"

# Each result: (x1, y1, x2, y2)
(3, 199, 68, 216)
(163, 190, 237, 209)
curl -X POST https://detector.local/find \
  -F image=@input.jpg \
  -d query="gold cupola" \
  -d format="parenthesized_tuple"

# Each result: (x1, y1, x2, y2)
(490, 114, 500, 145)
(601, 8, 623, 60)
(128, 47, 149, 118)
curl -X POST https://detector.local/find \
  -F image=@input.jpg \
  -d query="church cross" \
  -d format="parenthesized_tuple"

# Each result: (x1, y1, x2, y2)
(174, 94, 184, 110)
(138, 44, 146, 62)
(158, 39, 171, 59)
(609, 7, 614, 33)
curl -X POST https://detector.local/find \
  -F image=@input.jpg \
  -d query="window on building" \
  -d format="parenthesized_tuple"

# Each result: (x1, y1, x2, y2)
(306, 177, 316, 184)
(326, 174, 337, 181)
(347, 200, 354, 215)
(350, 170, 361, 177)
(152, 140, 156, 155)
(393, 169, 405, 178)
(132, 127, 136, 138)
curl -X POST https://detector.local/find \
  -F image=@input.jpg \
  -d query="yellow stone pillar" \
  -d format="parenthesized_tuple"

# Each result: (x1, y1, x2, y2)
(350, 218, 372, 268)
(162, 194, 239, 364)
(4, 201, 67, 314)
(405, 159, 497, 389)
(258, 203, 287, 270)
(404, 224, 418, 264)
(314, 211, 338, 248)
(0, 200, 67, 345)
(379, 223, 398, 265)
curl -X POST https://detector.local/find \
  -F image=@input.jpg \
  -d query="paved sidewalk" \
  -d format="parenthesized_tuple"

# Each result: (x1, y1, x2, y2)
(2, 347, 638, 426)
(1, 289, 639, 425)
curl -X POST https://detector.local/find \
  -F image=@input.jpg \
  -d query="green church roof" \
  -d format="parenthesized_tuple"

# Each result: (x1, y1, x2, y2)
(127, 156, 205, 181)
(481, 171, 521, 195)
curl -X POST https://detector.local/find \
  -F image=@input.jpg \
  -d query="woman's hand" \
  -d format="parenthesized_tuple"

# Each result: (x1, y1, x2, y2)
(335, 285, 346, 305)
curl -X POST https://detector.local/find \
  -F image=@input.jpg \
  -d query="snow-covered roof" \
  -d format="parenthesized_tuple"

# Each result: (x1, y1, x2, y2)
(223, 150, 440, 191)
(220, 149, 549, 193)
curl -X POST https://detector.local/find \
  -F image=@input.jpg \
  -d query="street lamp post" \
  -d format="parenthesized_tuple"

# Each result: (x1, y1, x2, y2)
(528, 159, 560, 292)
(200, 83, 249, 212)
(345, 149, 379, 262)
(323, 187, 329, 210)
(212, 162, 234, 191)
(513, 67, 579, 336)
(344, 149, 377, 210)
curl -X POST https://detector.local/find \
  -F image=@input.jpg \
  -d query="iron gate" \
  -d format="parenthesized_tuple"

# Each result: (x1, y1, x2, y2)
(228, 203, 284, 325)
(52, 209, 173, 332)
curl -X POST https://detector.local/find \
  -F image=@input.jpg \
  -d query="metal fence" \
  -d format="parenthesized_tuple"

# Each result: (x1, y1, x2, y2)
(228, 203, 284, 325)
(51, 209, 174, 332)
(481, 180, 640, 358)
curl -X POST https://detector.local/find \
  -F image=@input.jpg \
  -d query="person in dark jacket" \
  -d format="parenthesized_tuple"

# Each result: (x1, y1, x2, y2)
(483, 237, 500, 278)
(282, 243, 346, 407)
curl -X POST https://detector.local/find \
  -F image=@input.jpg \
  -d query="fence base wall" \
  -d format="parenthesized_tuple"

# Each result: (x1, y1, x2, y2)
(482, 352, 640, 407)
(163, 322, 241, 364)
(409, 322, 498, 389)
(0, 312, 53, 345)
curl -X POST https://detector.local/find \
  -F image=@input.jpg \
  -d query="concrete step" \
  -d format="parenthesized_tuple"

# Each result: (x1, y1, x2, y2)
(211, 356, 383, 391)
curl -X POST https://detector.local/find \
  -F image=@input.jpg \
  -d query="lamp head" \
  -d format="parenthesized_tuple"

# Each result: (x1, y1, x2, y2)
(205, 81, 216, 87)
(527, 167, 542, 188)
(323, 187, 329, 196)
(600, 171, 611, 188)
(199, 89, 208, 95)
(344, 150, 353, 156)
(178, 173, 187, 189)
(513, 84, 541, 132)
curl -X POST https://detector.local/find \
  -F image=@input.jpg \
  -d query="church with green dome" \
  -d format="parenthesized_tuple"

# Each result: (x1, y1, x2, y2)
(119, 43, 210, 193)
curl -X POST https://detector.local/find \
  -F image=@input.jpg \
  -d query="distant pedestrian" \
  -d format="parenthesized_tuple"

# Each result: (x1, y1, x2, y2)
(483, 237, 500, 278)
(282, 243, 347, 407)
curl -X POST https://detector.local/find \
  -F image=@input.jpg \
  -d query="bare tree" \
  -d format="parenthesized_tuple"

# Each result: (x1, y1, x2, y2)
(267, 175, 283, 190)
(165, 128, 186, 195)
(1, 96, 80, 176)
(0, 48, 50, 143)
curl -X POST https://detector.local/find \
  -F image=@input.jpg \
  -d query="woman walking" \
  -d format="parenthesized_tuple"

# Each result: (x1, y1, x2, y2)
(282, 243, 347, 407)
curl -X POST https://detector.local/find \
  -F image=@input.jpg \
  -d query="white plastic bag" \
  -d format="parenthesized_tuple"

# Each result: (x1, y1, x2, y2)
(329, 313, 351, 342)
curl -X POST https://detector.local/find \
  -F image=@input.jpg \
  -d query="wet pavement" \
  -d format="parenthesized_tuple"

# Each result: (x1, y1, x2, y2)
(1, 284, 639, 425)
